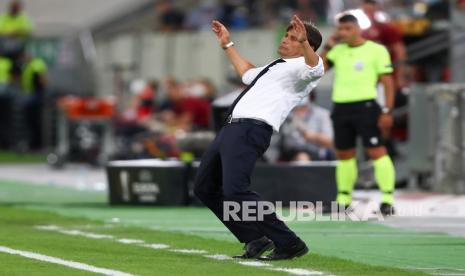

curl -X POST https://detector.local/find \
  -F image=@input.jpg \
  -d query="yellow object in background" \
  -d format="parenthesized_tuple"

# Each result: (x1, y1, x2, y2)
(0, 57, 12, 84)
(394, 18, 431, 36)
(0, 13, 33, 36)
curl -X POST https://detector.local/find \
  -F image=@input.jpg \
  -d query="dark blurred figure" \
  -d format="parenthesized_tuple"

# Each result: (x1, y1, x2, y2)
(220, 0, 248, 30)
(19, 54, 47, 150)
(0, 54, 12, 89)
(155, 0, 185, 32)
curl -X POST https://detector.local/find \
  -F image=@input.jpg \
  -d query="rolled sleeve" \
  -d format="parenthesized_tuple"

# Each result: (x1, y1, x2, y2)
(298, 56, 325, 81)
(241, 67, 262, 85)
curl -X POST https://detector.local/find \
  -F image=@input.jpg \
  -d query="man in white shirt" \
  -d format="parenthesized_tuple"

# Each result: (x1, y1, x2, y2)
(194, 15, 324, 261)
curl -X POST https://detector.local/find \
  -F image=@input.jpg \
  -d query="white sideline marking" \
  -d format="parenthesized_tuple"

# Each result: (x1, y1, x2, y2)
(0, 245, 133, 276)
(269, 267, 324, 275)
(204, 254, 232, 261)
(140, 243, 170, 249)
(406, 267, 465, 271)
(238, 261, 272, 267)
(169, 249, 208, 254)
(35, 226, 114, 239)
(34, 225, 327, 275)
(35, 225, 61, 231)
(59, 230, 114, 239)
(117, 239, 144, 244)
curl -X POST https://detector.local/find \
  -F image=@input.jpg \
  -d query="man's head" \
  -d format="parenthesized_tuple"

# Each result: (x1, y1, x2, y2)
(362, 0, 380, 18)
(278, 22, 322, 58)
(9, 0, 22, 16)
(336, 14, 362, 45)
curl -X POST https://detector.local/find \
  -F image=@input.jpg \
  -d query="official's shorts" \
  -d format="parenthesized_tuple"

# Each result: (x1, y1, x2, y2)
(331, 99, 383, 150)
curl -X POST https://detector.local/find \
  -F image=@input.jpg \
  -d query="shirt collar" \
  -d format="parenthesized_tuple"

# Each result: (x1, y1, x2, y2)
(282, 56, 305, 63)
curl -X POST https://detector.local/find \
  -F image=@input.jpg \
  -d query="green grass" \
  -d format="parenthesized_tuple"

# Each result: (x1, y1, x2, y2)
(1, 180, 464, 275)
(0, 151, 46, 163)
(0, 206, 426, 276)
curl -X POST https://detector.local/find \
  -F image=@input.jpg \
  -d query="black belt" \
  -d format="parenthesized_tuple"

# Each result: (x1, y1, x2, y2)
(226, 116, 272, 130)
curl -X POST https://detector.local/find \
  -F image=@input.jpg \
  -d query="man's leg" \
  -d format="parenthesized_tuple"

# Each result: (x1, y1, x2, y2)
(366, 147, 395, 205)
(335, 149, 358, 206)
(220, 123, 299, 248)
(357, 101, 396, 213)
(194, 128, 262, 243)
(332, 106, 358, 207)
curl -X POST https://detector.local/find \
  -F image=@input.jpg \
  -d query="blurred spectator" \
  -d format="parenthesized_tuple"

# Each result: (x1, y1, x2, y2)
(121, 79, 158, 125)
(160, 77, 211, 131)
(19, 54, 47, 150)
(184, 0, 221, 30)
(0, 55, 12, 89)
(0, 0, 33, 37)
(279, 92, 334, 161)
(155, 0, 185, 32)
(220, 0, 253, 30)
(182, 79, 216, 102)
(20, 54, 47, 94)
(0, 0, 33, 71)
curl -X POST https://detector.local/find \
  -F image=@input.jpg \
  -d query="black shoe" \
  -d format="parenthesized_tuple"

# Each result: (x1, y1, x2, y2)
(233, 236, 274, 259)
(259, 238, 308, 261)
(380, 203, 395, 216)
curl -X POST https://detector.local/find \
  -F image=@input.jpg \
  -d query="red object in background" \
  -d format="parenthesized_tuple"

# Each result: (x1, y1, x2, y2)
(173, 97, 211, 128)
(136, 86, 156, 121)
(58, 96, 115, 119)
(362, 21, 403, 62)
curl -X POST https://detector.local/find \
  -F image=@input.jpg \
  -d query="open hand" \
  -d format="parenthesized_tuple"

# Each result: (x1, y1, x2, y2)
(378, 113, 393, 138)
(211, 20, 230, 47)
(291, 15, 307, 43)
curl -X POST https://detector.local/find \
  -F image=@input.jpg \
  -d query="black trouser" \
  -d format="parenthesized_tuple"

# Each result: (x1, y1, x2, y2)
(194, 121, 298, 248)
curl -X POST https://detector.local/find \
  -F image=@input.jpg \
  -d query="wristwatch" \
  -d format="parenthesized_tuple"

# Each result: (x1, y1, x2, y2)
(381, 107, 391, 114)
(222, 41, 234, 50)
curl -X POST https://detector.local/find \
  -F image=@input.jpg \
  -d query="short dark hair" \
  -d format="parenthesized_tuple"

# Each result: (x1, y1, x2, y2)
(287, 22, 322, 51)
(338, 14, 359, 25)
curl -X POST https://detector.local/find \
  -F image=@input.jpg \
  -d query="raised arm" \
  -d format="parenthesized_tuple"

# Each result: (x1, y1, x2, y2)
(211, 20, 255, 77)
(320, 33, 338, 71)
(291, 15, 319, 67)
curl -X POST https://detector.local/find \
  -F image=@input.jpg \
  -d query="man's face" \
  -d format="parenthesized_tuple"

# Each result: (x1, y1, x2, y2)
(9, 1, 21, 16)
(278, 28, 304, 58)
(336, 22, 361, 44)
(362, 2, 378, 19)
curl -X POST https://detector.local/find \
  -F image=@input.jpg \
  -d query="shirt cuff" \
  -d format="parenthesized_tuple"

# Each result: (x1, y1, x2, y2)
(301, 56, 325, 80)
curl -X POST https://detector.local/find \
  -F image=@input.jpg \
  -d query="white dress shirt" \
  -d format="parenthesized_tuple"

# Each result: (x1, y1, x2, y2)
(232, 56, 325, 132)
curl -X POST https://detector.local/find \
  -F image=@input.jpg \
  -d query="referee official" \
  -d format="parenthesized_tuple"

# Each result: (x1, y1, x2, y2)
(322, 14, 396, 216)
(194, 15, 324, 260)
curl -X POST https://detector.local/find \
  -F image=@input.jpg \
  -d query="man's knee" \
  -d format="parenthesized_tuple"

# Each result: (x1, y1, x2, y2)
(366, 146, 387, 160)
(336, 148, 356, 160)
(222, 184, 245, 200)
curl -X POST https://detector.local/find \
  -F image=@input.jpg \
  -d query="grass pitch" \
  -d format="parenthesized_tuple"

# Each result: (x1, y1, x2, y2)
(1, 180, 464, 275)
